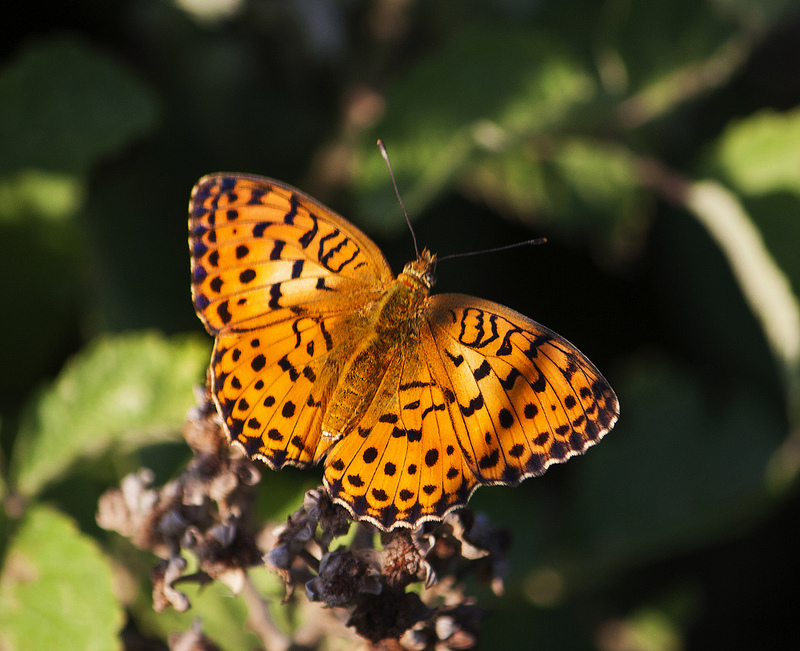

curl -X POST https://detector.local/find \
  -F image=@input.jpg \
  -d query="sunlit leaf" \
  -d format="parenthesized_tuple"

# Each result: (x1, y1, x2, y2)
(713, 107, 800, 197)
(0, 171, 85, 223)
(12, 332, 209, 497)
(0, 506, 123, 651)
(351, 26, 596, 232)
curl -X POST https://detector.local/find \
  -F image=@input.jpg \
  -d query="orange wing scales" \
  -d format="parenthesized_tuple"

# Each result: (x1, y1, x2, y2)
(189, 173, 619, 531)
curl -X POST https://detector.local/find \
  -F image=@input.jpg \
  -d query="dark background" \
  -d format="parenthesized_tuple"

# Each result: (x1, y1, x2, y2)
(2, 1, 800, 649)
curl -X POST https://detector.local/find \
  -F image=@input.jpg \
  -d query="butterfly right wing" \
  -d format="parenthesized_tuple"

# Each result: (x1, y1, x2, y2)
(323, 291, 619, 530)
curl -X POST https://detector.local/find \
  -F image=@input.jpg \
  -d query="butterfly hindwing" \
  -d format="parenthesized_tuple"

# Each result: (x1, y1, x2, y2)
(323, 343, 476, 529)
(212, 309, 372, 468)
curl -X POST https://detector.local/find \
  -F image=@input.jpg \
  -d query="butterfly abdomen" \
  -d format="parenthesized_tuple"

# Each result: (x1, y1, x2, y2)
(322, 271, 430, 440)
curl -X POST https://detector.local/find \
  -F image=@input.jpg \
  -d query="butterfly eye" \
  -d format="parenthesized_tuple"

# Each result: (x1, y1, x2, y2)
(424, 270, 436, 287)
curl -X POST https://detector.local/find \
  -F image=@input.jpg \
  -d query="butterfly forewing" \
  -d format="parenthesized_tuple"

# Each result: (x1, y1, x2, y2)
(189, 174, 392, 336)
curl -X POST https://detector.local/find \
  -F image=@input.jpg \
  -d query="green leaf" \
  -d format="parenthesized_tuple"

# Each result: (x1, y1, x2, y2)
(0, 35, 159, 175)
(352, 27, 596, 232)
(464, 137, 641, 234)
(0, 170, 85, 223)
(11, 332, 209, 497)
(0, 505, 123, 651)
(712, 107, 800, 197)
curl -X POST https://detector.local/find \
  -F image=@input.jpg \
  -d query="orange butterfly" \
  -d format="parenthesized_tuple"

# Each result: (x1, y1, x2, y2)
(189, 173, 618, 530)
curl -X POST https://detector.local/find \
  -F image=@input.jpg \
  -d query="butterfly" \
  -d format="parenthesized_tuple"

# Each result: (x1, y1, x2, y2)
(189, 173, 619, 531)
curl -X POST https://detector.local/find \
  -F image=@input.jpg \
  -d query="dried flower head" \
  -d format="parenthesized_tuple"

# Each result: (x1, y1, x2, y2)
(99, 396, 510, 648)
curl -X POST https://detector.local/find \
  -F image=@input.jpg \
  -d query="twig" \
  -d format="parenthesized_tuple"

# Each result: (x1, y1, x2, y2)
(241, 574, 292, 651)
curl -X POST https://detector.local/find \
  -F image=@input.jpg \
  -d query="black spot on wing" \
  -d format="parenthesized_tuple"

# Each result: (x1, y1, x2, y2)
(531, 370, 547, 393)
(424, 449, 439, 467)
(217, 301, 232, 324)
(284, 194, 299, 225)
(473, 360, 491, 381)
(459, 394, 484, 417)
(270, 241, 285, 260)
(499, 367, 520, 390)
(445, 350, 464, 367)
(478, 448, 500, 470)
(268, 283, 282, 309)
(278, 355, 300, 381)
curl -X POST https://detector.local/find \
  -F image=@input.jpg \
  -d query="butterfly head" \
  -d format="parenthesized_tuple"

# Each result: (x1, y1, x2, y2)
(402, 248, 437, 289)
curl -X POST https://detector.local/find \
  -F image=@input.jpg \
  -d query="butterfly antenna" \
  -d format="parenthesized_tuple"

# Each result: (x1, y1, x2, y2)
(437, 238, 548, 262)
(378, 140, 420, 257)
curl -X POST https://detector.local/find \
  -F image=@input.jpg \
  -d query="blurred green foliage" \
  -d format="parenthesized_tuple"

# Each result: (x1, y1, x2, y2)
(2, 1, 800, 649)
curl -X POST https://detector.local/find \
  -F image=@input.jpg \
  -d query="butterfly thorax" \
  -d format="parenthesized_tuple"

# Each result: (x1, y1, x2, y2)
(321, 250, 436, 441)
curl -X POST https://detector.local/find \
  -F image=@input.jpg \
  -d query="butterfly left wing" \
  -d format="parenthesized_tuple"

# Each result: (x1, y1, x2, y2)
(211, 309, 370, 469)
(189, 173, 393, 469)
